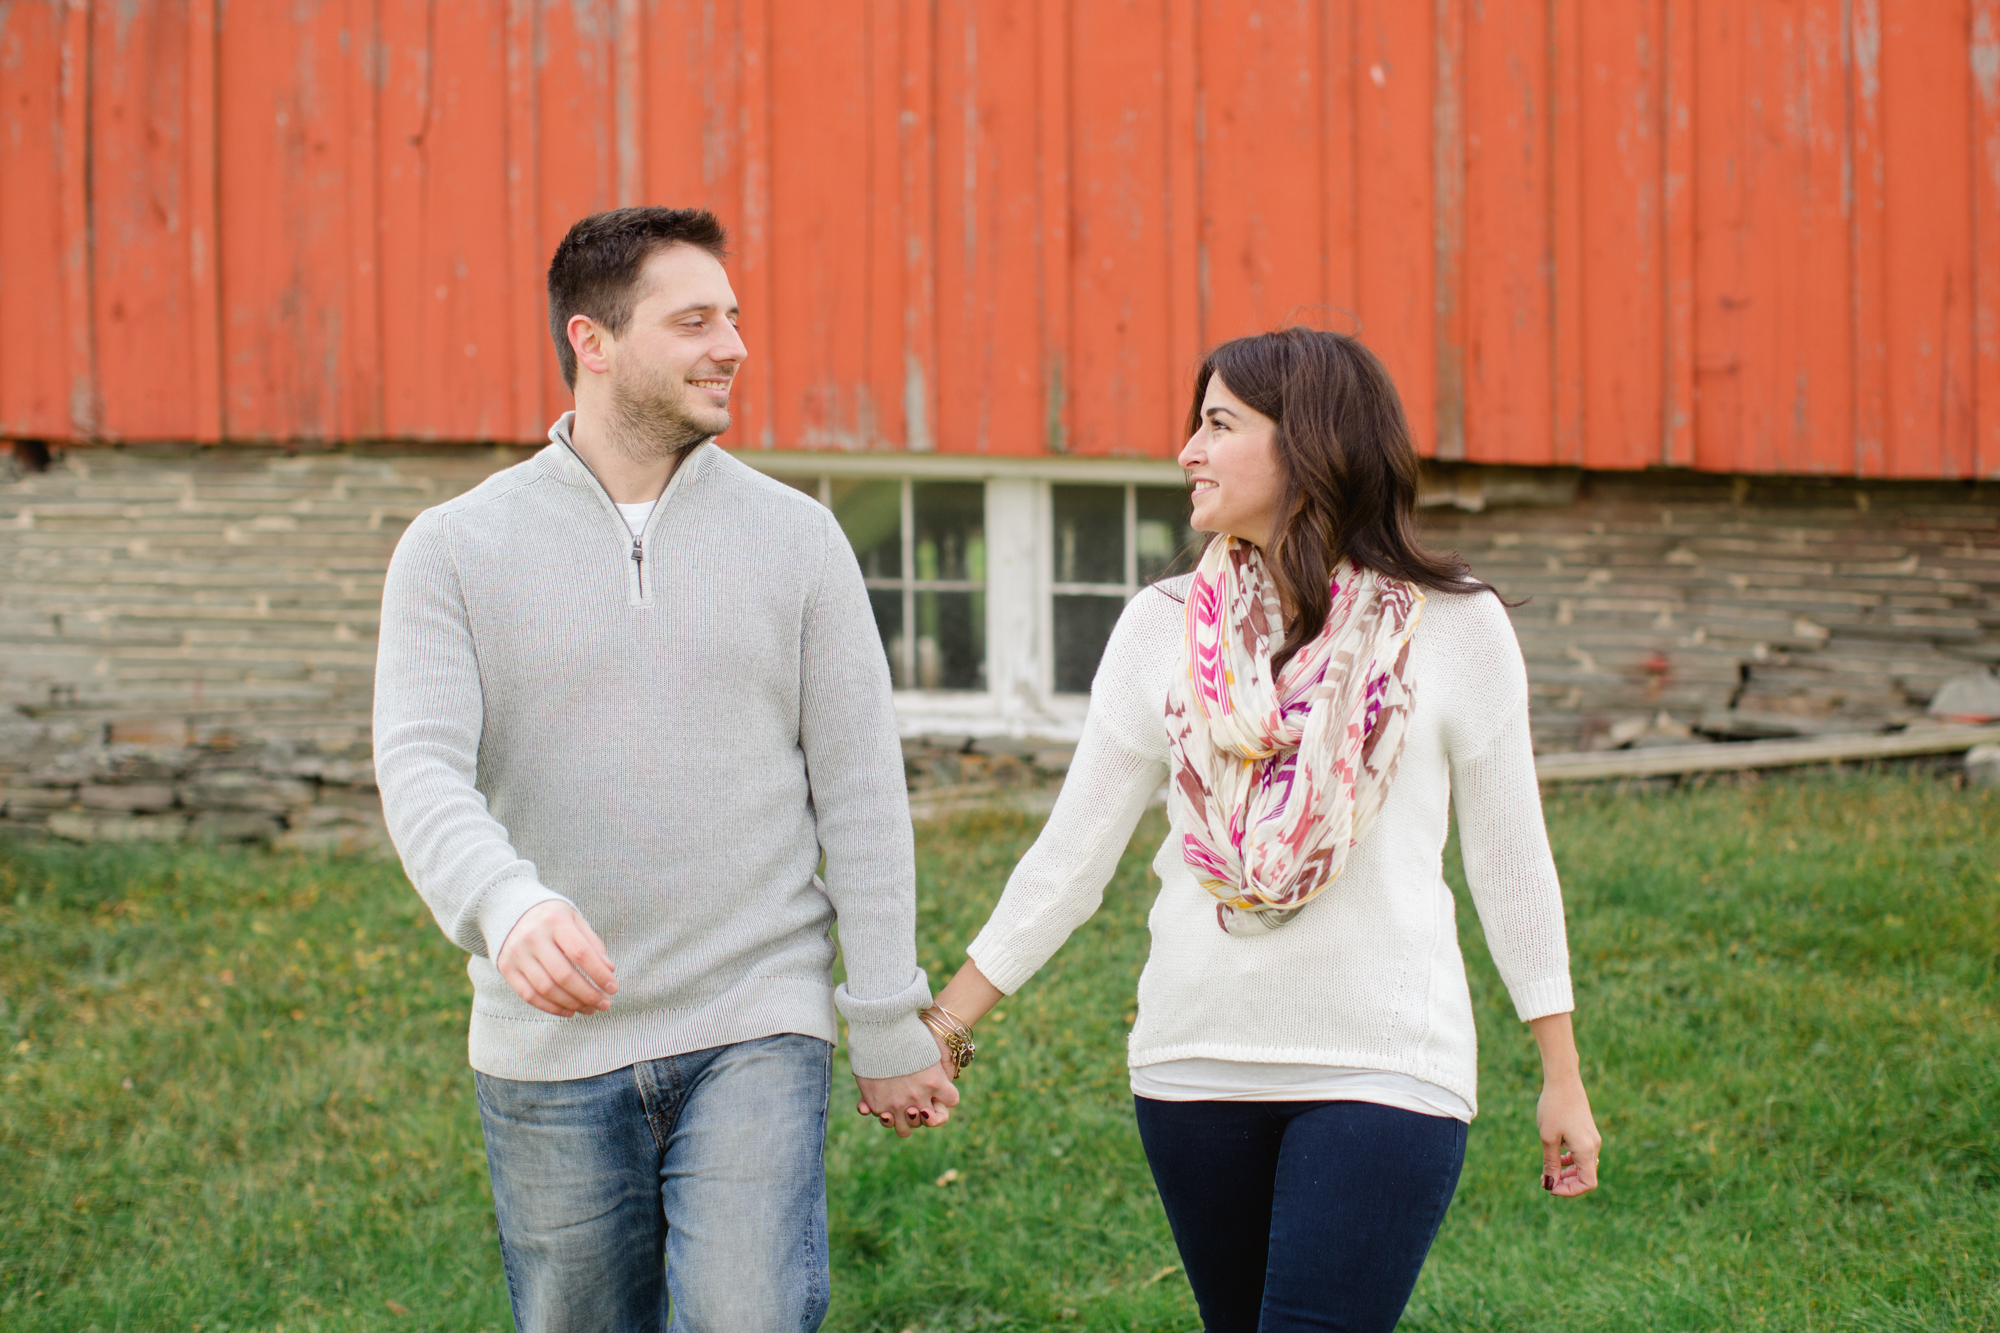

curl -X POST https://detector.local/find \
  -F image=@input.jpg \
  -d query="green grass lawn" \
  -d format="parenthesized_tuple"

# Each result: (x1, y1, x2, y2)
(2, 771, 1996, 1332)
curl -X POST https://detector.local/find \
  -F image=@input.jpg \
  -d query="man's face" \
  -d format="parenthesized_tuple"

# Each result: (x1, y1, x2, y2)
(591, 243, 746, 445)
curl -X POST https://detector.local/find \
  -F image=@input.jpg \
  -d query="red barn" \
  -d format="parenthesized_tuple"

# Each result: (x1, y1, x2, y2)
(1, 2, 1996, 843)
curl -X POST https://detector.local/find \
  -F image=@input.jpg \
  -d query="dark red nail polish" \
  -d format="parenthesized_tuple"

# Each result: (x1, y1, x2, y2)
(1543, 1175, 1553, 1191)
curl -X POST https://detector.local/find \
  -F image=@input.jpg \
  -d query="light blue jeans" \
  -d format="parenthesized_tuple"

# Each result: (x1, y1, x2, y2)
(475, 1033, 833, 1333)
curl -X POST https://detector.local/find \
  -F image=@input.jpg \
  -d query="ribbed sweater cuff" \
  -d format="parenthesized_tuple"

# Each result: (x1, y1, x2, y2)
(964, 928, 1039, 995)
(835, 969, 938, 1079)
(476, 878, 572, 961)
(1509, 975, 1575, 1023)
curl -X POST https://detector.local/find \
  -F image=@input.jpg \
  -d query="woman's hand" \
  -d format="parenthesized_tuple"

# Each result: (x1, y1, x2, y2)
(1528, 1011, 1601, 1197)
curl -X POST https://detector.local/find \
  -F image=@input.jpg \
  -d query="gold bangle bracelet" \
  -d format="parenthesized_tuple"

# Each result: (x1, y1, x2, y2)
(919, 1005, 977, 1078)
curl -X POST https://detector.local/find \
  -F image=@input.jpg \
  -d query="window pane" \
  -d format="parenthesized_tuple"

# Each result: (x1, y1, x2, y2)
(1051, 484, 1125, 585)
(914, 590, 985, 690)
(1135, 485, 1200, 584)
(868, 588, 907, 690)
(912, 482, 984, 583)
(1053, 594, 1126, 694)
(771, 473, 822, 503)
(832, 479, 901, 578)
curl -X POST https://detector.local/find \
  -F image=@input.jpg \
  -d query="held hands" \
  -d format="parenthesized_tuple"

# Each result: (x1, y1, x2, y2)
(495, 899, 618, 1017)
(856, 961, 1007, 1140)
(853, 1027, 960, 1138)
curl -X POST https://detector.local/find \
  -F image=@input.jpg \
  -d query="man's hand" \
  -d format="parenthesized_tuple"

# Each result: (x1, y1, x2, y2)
(854, 1038, 960, 1139)
(496, 900, 618, 1017)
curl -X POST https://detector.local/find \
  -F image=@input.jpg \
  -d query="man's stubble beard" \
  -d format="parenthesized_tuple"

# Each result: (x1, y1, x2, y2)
(603, 362, 729, 466)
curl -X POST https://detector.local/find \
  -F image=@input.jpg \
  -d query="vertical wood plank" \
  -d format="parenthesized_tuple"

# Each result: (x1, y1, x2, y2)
(1736, 0, 1853, 475)
(0, 1, 82, 437)
(374, 0, 427, 435)
(1549, 0, 1585, 465)
(859, 0, 904, 449)
(1691, 0, 1745, 472)
(1975, 0, 2000, 477)
(1431, 0, 1466, 459)
(641, 0, 743, 214)
(1164, 0, 1197, 400)
(933, 2, 1045, 454)
(504, 0, 546, 435)
(1039, 0, 1076, 451)
(1461, 0, 1552, 465)
(1069, 0, 1173, 456)
(91, 0, 198, 439)
(767, 0, 872, 450)
(1880, 0, 1975, 477)
(1354, 0, 1436, 453)
(55, 0, 98, 438)
(639, 0, 695, 204)
(739, 0, 775, 448)
(928, 0, 967, 451)
(615, 0, 643, 206)
(187, 0, 223, 442)
(1197, 0, 1324, 341)
(897, 0, 937, 453)
(639, 0, 749, 435)
(533, 0, 616, 433)
(218, 0, 399, 440)
(340, 0, 383, 440)
(1323, 0, 1359, 320)
(1662, 0, 1694, 466)
(537, 0, 617, 262)
(372, 0, 515, 440)
(1578, 1, 1666, 471)
(1851, 0, 1888, 474)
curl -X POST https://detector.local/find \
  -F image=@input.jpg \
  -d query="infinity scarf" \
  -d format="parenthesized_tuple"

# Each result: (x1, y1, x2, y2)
(1165, 537, 1424, 936)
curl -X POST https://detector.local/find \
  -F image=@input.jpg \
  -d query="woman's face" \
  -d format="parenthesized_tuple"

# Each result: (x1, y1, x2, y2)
(1179, 375, 1285, 549)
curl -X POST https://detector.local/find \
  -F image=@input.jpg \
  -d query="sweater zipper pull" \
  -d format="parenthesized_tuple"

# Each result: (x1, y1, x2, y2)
(631, 537, 644, 595)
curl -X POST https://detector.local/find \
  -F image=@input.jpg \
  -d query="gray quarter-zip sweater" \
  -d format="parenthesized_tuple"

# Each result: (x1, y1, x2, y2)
(374, 413, 937, 1082)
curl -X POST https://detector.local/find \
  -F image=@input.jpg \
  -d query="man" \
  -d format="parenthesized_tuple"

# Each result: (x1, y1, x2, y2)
(374, 207, 956, 1332)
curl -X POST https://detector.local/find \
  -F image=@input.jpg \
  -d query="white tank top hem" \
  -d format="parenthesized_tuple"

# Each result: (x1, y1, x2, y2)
(1129, 1057, 1473, 1123)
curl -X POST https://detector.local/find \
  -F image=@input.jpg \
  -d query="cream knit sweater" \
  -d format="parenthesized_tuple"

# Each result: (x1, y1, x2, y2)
(966, 577, 1572, 1116)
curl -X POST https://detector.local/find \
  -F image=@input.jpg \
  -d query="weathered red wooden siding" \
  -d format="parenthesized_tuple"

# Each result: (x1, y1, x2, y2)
(2, 0, 1996, 478)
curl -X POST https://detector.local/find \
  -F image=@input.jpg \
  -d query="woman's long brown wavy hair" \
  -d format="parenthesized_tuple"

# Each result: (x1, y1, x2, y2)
(1187, 327, 1501, 675)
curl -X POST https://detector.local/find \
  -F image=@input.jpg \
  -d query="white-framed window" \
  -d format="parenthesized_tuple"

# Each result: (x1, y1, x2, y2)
(1050, 484, 1199, 693)
(759, 456, 1192, 732)
(773, 475, 987, 691)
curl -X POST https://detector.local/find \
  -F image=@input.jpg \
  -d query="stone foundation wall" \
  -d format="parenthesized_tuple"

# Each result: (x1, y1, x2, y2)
(0, 444, 532, 849)
(2, 443, 1995, 845)
(1421, 472, 2000, 752)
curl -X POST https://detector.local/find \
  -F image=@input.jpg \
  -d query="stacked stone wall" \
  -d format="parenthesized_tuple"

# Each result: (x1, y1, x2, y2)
(0, 444, 532, 849)
(1422, 472, 2000, 752)
(1, 445, 1995, 845)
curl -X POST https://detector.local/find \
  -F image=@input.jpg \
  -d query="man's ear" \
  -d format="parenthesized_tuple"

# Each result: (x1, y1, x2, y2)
(568, 314, 612, 379)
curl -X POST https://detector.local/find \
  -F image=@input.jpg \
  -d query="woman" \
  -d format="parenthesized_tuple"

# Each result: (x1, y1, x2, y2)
(872, 328, 1601, 1331)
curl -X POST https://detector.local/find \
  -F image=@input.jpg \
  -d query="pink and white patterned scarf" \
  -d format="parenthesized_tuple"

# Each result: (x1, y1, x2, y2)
(1165, 537, 1424, 936)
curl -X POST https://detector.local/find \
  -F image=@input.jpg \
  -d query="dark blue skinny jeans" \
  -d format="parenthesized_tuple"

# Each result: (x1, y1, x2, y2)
(1133, 1096, 1468, 1333)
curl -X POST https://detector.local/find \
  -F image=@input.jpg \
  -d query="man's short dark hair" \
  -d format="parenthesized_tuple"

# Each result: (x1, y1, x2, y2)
(546, 208, 731, 390)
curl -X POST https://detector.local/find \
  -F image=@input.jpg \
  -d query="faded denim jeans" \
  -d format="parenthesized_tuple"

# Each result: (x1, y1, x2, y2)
(475, 1033, 833, 1333)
